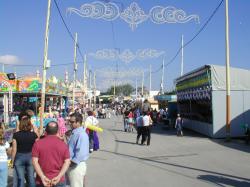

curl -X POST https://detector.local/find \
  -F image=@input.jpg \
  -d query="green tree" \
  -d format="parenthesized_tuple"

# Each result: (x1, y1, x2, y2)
(106, 84, 134, 96)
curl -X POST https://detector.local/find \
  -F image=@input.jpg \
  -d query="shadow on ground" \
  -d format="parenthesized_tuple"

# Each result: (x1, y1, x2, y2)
(115, 140, 137, 145)
(100, 149, 250, 184)
(152, 123, 250, 153)
(151, 123, 208, 138)
(211, 138, 250, 153)
(197, 174, 250, 187)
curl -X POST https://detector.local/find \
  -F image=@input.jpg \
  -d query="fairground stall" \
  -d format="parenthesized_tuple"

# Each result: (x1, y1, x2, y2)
(0, 73, 68, 125)
(176, 65, 250, 138)
(154, 94, 177, 127)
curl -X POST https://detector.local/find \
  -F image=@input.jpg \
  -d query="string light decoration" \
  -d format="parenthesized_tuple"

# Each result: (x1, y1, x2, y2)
(88, 49, 165, 63)
(95, 67, 143, 78)
(67, 1, 199, 31)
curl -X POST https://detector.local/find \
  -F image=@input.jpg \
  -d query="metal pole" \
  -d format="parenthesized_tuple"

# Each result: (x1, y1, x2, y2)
(89, 70, 92, 90)
(136, 78, 138, 99)
(89, 70, 92, 107)
(83, 55, 87, 105)
(181, 35, 184, 76)
(149, 64, 152, 93)
(3, 94, 8, 124)
(225, 0, 231, 140)
(40, 0, 51, 135)
(72, 33, 78, 112)
(141, 71, 144, 96)
(93, 71, 96, 110)
(113, 80, 116, 96)
(161, 58, 165, 94)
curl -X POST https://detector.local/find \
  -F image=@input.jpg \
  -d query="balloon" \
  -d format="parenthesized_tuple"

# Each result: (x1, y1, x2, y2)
(85, 123, 103, 132)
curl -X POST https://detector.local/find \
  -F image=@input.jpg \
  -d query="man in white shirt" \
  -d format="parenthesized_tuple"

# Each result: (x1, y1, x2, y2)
(142, 112, 153, 146)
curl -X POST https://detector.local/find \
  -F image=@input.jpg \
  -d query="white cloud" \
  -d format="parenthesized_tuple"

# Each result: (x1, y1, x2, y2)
(0, 55, 21, 64)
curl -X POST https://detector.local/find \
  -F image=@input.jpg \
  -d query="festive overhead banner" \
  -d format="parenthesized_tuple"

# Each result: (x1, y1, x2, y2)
(96, 67, 143, 78)
(67, 1, 200, 31)
(88, 49, 165, 63)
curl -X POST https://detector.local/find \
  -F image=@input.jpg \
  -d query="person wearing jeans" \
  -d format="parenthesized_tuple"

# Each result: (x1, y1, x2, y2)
(14, 153, 35, 187)
(12, 116, 38, 187)
(0, 127, 10, 187)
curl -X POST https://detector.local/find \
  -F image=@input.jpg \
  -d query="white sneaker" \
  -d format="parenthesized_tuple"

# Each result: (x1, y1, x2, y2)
(90, 149, 94, 153)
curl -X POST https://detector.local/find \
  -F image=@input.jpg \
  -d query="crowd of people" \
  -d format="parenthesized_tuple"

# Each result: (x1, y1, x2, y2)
(0, 100, 185, 187)
(122, 100, 184, 144)
(0, 107, 101, 187)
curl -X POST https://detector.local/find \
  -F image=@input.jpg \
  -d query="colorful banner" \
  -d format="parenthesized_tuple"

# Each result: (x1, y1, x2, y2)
(0, 73, 68, 95)
(18, 79, 41, 92)
(0, 73, 17, 92)
(176, 71, 211, 91)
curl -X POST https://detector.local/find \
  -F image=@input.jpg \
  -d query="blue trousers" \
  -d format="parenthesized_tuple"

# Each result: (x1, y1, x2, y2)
(14, 152, 36, 187)
(0, 162, 8, 187)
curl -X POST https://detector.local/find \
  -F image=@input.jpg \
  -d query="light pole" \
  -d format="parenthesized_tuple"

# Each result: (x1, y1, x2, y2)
(160, 58, 165, 94)
(181, 35, 184, 76)
(83, 55, 87, 105)
(136, 78, 138, 99)
(149, 64, 152, 93)
(141, 71, 144, 96)
(93, 71, 96, 110)
(72, 33, 78, 112)
(225, 0, 231, 140)
(40, 0, 51, 135)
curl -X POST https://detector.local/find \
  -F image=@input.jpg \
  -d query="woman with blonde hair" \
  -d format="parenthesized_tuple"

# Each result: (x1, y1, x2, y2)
(12, 116, 38, 187)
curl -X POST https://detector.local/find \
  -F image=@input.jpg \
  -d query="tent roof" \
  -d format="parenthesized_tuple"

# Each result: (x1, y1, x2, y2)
(176, 65, 250, 91)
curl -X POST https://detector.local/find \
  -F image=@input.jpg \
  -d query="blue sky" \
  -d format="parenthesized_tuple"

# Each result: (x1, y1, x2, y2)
(0, 0, 249, 91)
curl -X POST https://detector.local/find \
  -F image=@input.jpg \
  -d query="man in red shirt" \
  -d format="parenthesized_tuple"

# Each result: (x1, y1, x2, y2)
(32, 121, 70, 187)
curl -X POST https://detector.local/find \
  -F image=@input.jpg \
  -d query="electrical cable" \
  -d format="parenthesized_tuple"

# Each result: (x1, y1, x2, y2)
(152, 0, 224, 73)
(53, 0, 85, 60)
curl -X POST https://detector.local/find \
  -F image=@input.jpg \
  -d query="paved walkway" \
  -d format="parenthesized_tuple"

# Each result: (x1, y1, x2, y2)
(86, 116, 250, 187)
(8, 116, 250, 187)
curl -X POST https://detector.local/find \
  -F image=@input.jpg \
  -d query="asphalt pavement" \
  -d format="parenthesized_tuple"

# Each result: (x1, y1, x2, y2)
(8, 115, 250, 187)
(86, 116, 250, 187)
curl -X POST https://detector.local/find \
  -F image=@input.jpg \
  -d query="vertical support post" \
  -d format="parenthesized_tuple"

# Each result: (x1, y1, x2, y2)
(113, 80, 116, 96)
(149, 64, 152, 94)
(89, 70, 92, 107)
(40, 0, 51, 135)
(3, 94, 8, 124)
(141, 71, 144, 97)
(161, 58, 165, 94)
(181, 35, 184, 76)
(136, 78, 138, 99)
(225, 0, 231, 140)
(73, 33, 78, 112)
(83, 55, 87, 106)
(93, 71, 96, 110)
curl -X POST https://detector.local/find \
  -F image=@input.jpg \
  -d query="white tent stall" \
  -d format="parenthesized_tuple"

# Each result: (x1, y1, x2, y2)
(175, 65, 250, 138)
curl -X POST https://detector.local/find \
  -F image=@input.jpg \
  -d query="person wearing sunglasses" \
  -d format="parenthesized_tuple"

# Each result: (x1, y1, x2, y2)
(67, 112, 89, 187)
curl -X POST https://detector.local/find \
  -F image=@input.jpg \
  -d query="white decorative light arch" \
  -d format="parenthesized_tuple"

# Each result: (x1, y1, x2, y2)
(67, 1, 200, 31)
(88, 49, 165, 63)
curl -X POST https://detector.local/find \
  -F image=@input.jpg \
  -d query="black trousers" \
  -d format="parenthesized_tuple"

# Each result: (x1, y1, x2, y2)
(136, 126, 143, 143)
(141, 126, 151, 145)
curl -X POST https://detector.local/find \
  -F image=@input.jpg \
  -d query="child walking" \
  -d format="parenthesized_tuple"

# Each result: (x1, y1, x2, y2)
(175, 114, 183, 136)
